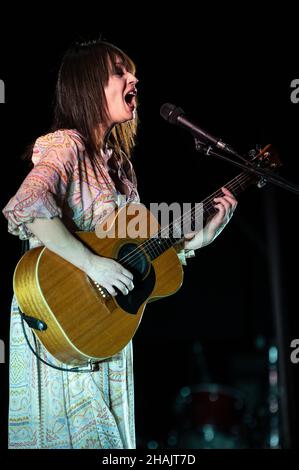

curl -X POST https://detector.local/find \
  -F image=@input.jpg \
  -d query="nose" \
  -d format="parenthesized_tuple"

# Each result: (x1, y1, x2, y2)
(127, 72, 138, 85)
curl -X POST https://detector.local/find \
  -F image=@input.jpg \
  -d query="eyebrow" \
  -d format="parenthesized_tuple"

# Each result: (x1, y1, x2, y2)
(113, 60, 135, 74)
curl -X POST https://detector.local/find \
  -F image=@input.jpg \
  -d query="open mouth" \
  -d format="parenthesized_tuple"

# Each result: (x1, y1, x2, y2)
(124, 90, 137, 109)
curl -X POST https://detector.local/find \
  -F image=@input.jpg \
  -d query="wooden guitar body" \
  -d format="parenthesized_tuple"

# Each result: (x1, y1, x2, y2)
(13, 204, 184, 365)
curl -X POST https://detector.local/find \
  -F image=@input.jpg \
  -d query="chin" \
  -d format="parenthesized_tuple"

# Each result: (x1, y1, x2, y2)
(121, 112, 135, 123)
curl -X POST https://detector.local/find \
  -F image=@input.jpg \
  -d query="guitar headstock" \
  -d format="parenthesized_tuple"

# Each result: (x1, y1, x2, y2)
(248, 144, 282, 188)
(249, 144, 281, 168)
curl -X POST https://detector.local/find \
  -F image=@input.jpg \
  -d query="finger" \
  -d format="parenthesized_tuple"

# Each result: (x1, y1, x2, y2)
(184, 232, 196, 240)
(112, 261, 133, 280)
(118, 273, 134, 290)
(221, 187, 235, 198)
(114, 280, 129, 295)
(221, 195, 238, 208)
(105, 286, 118, 296)
(221, 188, 238, 207)
(213, 202, 232, 225)
(214, 197, 230, 213)
(213, 202, 226, 218)
(120, 267, 134, 280)
(215, 196, 237, 216)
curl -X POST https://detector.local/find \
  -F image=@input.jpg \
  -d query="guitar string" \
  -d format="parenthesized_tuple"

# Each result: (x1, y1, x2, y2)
(142, 148, 272, 248)
(142, 174, 250, 258)
(115, 171, 253, 269)
(117, 171, 252, 267)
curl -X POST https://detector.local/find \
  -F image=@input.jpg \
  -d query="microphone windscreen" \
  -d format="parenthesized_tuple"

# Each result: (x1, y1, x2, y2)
(160, 103, 184, 124)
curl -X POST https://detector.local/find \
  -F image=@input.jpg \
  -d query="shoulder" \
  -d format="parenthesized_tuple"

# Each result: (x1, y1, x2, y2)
(32, 129, 85, 166)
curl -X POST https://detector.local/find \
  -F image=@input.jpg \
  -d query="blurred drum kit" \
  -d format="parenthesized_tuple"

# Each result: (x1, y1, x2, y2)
(172, 382, 248, 449)
(139, 340, 280, 449)
(168, 341, 251, 449)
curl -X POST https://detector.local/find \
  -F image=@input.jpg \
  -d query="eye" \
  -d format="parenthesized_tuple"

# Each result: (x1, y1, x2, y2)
(113, 66, 125, 77)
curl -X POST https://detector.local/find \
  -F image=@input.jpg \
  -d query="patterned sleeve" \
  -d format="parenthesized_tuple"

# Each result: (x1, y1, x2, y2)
(2, 131, 77, 240)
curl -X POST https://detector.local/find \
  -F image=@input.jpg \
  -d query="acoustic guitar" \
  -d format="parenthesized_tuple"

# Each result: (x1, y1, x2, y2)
(13, 145, 280, 365)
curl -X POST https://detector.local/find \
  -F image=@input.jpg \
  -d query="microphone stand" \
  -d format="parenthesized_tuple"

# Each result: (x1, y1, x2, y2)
(194, 137, 298, 449)
(194, 138, 299, 195)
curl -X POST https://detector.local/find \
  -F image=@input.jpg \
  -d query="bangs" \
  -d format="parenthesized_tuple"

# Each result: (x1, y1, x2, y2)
(106, 46, 136, 75)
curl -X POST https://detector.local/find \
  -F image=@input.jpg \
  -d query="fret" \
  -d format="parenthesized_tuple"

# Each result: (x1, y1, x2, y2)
(146, 170, 260, 261)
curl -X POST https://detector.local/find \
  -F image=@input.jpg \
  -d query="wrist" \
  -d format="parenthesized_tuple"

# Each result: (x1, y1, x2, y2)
(82, 248, 96, 275)
(184, 230, 212, 250)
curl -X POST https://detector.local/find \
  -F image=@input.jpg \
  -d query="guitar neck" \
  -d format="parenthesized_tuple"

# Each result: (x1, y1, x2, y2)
(144, 170, 257, 262)
(202, 170, 256, 220)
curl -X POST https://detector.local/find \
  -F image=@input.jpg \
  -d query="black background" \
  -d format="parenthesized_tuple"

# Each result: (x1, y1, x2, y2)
(0, 19, 298, 464)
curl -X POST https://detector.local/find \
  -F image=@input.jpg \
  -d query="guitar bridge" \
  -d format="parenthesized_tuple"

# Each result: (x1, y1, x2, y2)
(90, 279, 110, 300)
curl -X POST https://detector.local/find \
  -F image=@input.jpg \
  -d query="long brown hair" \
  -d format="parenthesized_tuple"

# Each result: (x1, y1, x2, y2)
(52, 39, 138, 159)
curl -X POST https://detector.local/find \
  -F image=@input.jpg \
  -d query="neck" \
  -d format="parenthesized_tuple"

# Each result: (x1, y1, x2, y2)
(142, 169, 257, 262)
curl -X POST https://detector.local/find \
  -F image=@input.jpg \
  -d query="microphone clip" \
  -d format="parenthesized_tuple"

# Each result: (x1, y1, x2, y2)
(194, 138, 213, 155)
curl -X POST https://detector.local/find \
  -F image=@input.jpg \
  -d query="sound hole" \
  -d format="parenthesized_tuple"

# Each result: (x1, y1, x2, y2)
(117, 243, 149, 282)
(115, 242, 155, 315)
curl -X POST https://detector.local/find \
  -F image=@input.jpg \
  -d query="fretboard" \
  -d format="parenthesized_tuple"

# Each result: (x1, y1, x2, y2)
(143, 170, 257, 261)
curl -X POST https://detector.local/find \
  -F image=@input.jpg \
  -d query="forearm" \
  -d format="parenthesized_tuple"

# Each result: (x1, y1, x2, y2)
(25, 217, 93, 273)
(25, 217, 135, 296)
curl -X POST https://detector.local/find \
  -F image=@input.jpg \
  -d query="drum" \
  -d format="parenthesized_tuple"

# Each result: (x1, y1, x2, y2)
(174, 383, 248, 449)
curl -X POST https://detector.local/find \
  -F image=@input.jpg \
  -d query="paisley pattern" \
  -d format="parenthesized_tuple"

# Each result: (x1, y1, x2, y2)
(3, 129, 139, 239)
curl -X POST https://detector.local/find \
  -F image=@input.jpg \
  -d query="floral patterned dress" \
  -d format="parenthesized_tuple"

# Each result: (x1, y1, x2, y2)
(2, 129, 194, 449)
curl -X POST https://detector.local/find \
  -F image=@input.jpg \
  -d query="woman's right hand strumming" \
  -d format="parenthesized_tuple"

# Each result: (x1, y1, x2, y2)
(25, 217, 134, 298)
(85, 254, 134, 296)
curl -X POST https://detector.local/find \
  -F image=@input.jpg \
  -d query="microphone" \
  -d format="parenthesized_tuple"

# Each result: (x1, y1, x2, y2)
(160, 103, 237, 156)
